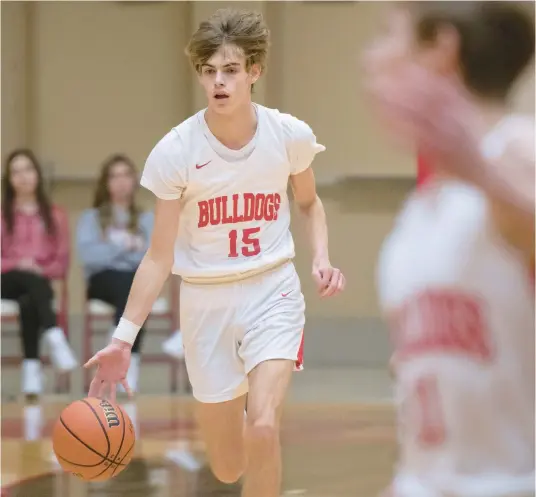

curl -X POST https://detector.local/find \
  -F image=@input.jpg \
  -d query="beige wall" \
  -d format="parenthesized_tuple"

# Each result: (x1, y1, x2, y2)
(30, 1, 191, 179)
(2, 1, 534, 320)
(4, 1, 534, 177)
(1, 1, 427, 180)
(1, 2, 31, 154)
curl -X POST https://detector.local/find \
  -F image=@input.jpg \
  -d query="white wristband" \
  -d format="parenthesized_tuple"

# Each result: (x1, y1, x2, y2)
(112, 318, 141, 346)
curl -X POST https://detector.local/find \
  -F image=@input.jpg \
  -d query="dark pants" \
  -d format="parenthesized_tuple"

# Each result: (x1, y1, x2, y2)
(1, 270, 57, 359)
(88, 270, 145, 353)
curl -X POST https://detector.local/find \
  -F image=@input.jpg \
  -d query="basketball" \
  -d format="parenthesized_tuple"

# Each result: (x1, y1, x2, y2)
(52, 397, 136, 481)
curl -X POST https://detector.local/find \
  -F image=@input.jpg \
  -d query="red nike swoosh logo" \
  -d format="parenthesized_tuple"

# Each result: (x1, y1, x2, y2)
(196, 161, 211, 169)
(281, 291, 292, 297)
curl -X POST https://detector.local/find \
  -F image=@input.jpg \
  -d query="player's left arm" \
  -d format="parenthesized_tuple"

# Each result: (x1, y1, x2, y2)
(283, 113, 345, 297)
(290, 166, 346, 298)
(290, 172, 346, 297)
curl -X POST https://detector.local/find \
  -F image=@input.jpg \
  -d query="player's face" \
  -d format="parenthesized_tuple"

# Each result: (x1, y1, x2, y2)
(107, 162, 136, 202)
(365, 6, 460, 80)
(198, 44, 261, 114)
(9, 155, 39, 197)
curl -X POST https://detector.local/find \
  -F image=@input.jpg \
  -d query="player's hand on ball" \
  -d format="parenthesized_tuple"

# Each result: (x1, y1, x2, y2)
(312, 260, 346, 297)
(84, 338, 133, 403)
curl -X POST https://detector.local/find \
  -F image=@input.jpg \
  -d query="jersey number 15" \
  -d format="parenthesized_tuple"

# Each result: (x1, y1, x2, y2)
(228, 227, 261, 257)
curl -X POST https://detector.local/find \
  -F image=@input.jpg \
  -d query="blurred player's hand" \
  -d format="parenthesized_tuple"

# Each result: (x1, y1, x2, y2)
(363, 52, 486, 185)
(84, 338, 133, 403)
(312, 259, 346, 298)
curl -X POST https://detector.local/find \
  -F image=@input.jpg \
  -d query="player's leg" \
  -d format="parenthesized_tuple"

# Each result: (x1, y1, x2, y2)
(179, 279, 249, 483)
(195, 395, 247, 483)
(238, 262, 306, 497)
(242, 359, 294, 497)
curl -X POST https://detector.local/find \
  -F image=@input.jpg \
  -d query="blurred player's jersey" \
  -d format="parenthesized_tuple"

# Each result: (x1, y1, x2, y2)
(417, 153, 433, 188)
(377, 114, 535, 497)
(140, 104, 324, 281)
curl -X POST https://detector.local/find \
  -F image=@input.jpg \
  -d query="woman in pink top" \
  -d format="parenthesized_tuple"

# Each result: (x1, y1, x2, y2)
(1, 149, 78, 399)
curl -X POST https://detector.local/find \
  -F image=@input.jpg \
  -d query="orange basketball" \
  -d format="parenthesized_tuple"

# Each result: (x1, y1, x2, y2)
(52, 397, 136, 481)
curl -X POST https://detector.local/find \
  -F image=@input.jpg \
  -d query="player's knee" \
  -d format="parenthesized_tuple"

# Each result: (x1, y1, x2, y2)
(210, 459, 244, 484)
(245, 409, 278, 449)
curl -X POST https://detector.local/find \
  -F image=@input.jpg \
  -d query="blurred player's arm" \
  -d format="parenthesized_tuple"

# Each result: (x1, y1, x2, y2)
(485, 121, 535, 262)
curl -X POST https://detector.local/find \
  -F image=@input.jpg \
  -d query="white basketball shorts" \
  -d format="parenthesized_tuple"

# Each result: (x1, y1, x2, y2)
(179, 261, 306, 403)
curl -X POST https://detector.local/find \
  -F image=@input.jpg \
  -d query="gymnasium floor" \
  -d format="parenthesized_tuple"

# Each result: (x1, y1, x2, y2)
(1, 367, 397, 496)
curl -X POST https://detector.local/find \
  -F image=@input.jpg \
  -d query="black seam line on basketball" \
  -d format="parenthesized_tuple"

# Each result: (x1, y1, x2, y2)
(89, 404, 130, 481)
(90, 437, 135, 480)
(81, 399, 112, 461)
(115, 440, 136, 474)
(108, 406, 130, 478)
(110, 406, 128, 478)
(93, 439, 136, 481)
(56, 452, 126, 468)
(59, 416, 117, 466)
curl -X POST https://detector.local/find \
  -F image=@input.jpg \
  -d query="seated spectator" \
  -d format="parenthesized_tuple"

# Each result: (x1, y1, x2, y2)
(1, 149, 78, 398)
(76, 154, 154, 393)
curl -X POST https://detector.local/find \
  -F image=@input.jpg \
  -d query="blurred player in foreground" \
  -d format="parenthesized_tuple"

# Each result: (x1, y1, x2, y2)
(85, 8, 345, 497)
(366, 2, 534, 497)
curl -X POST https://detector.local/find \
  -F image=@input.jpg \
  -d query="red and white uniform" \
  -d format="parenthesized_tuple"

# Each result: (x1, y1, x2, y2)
(141, 104, 325, 402)
(377, 115, 535, 497)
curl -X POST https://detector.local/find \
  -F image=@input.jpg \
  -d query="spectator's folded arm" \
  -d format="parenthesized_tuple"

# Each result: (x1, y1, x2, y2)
(124, 211, 155, 266)
(76, 209, 125, 268)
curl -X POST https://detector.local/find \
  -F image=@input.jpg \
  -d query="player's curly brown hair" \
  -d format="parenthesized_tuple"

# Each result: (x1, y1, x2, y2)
(185, 8, 270, 74)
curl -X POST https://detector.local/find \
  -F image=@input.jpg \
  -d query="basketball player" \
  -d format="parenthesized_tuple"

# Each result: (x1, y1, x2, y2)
(365, 2, 534, 497)
(85, 8, 345, 497)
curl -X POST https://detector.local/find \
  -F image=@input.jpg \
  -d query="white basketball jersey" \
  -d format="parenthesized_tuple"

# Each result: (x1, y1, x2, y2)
(377, 116, 535, 497)
(140, 104, 325, 280)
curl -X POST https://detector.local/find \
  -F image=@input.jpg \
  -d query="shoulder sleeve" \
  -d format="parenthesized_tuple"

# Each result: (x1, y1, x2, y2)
(140, 129, 188, 200)
(281, 113, 326, 175)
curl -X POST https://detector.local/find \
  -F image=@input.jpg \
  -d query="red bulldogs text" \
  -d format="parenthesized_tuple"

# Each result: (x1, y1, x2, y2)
(198, 193, 281, 228)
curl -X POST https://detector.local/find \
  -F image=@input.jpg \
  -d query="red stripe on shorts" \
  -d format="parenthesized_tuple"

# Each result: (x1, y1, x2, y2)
(295, 329, 305, 371)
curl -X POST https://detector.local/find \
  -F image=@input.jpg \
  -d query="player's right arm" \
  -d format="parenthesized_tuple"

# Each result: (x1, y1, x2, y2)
(85, 129, 188, 401)
(117, 198, 181, 329)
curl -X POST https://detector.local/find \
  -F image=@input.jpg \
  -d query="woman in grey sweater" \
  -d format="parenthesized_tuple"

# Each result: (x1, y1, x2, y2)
(76, 154, 154, 393)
